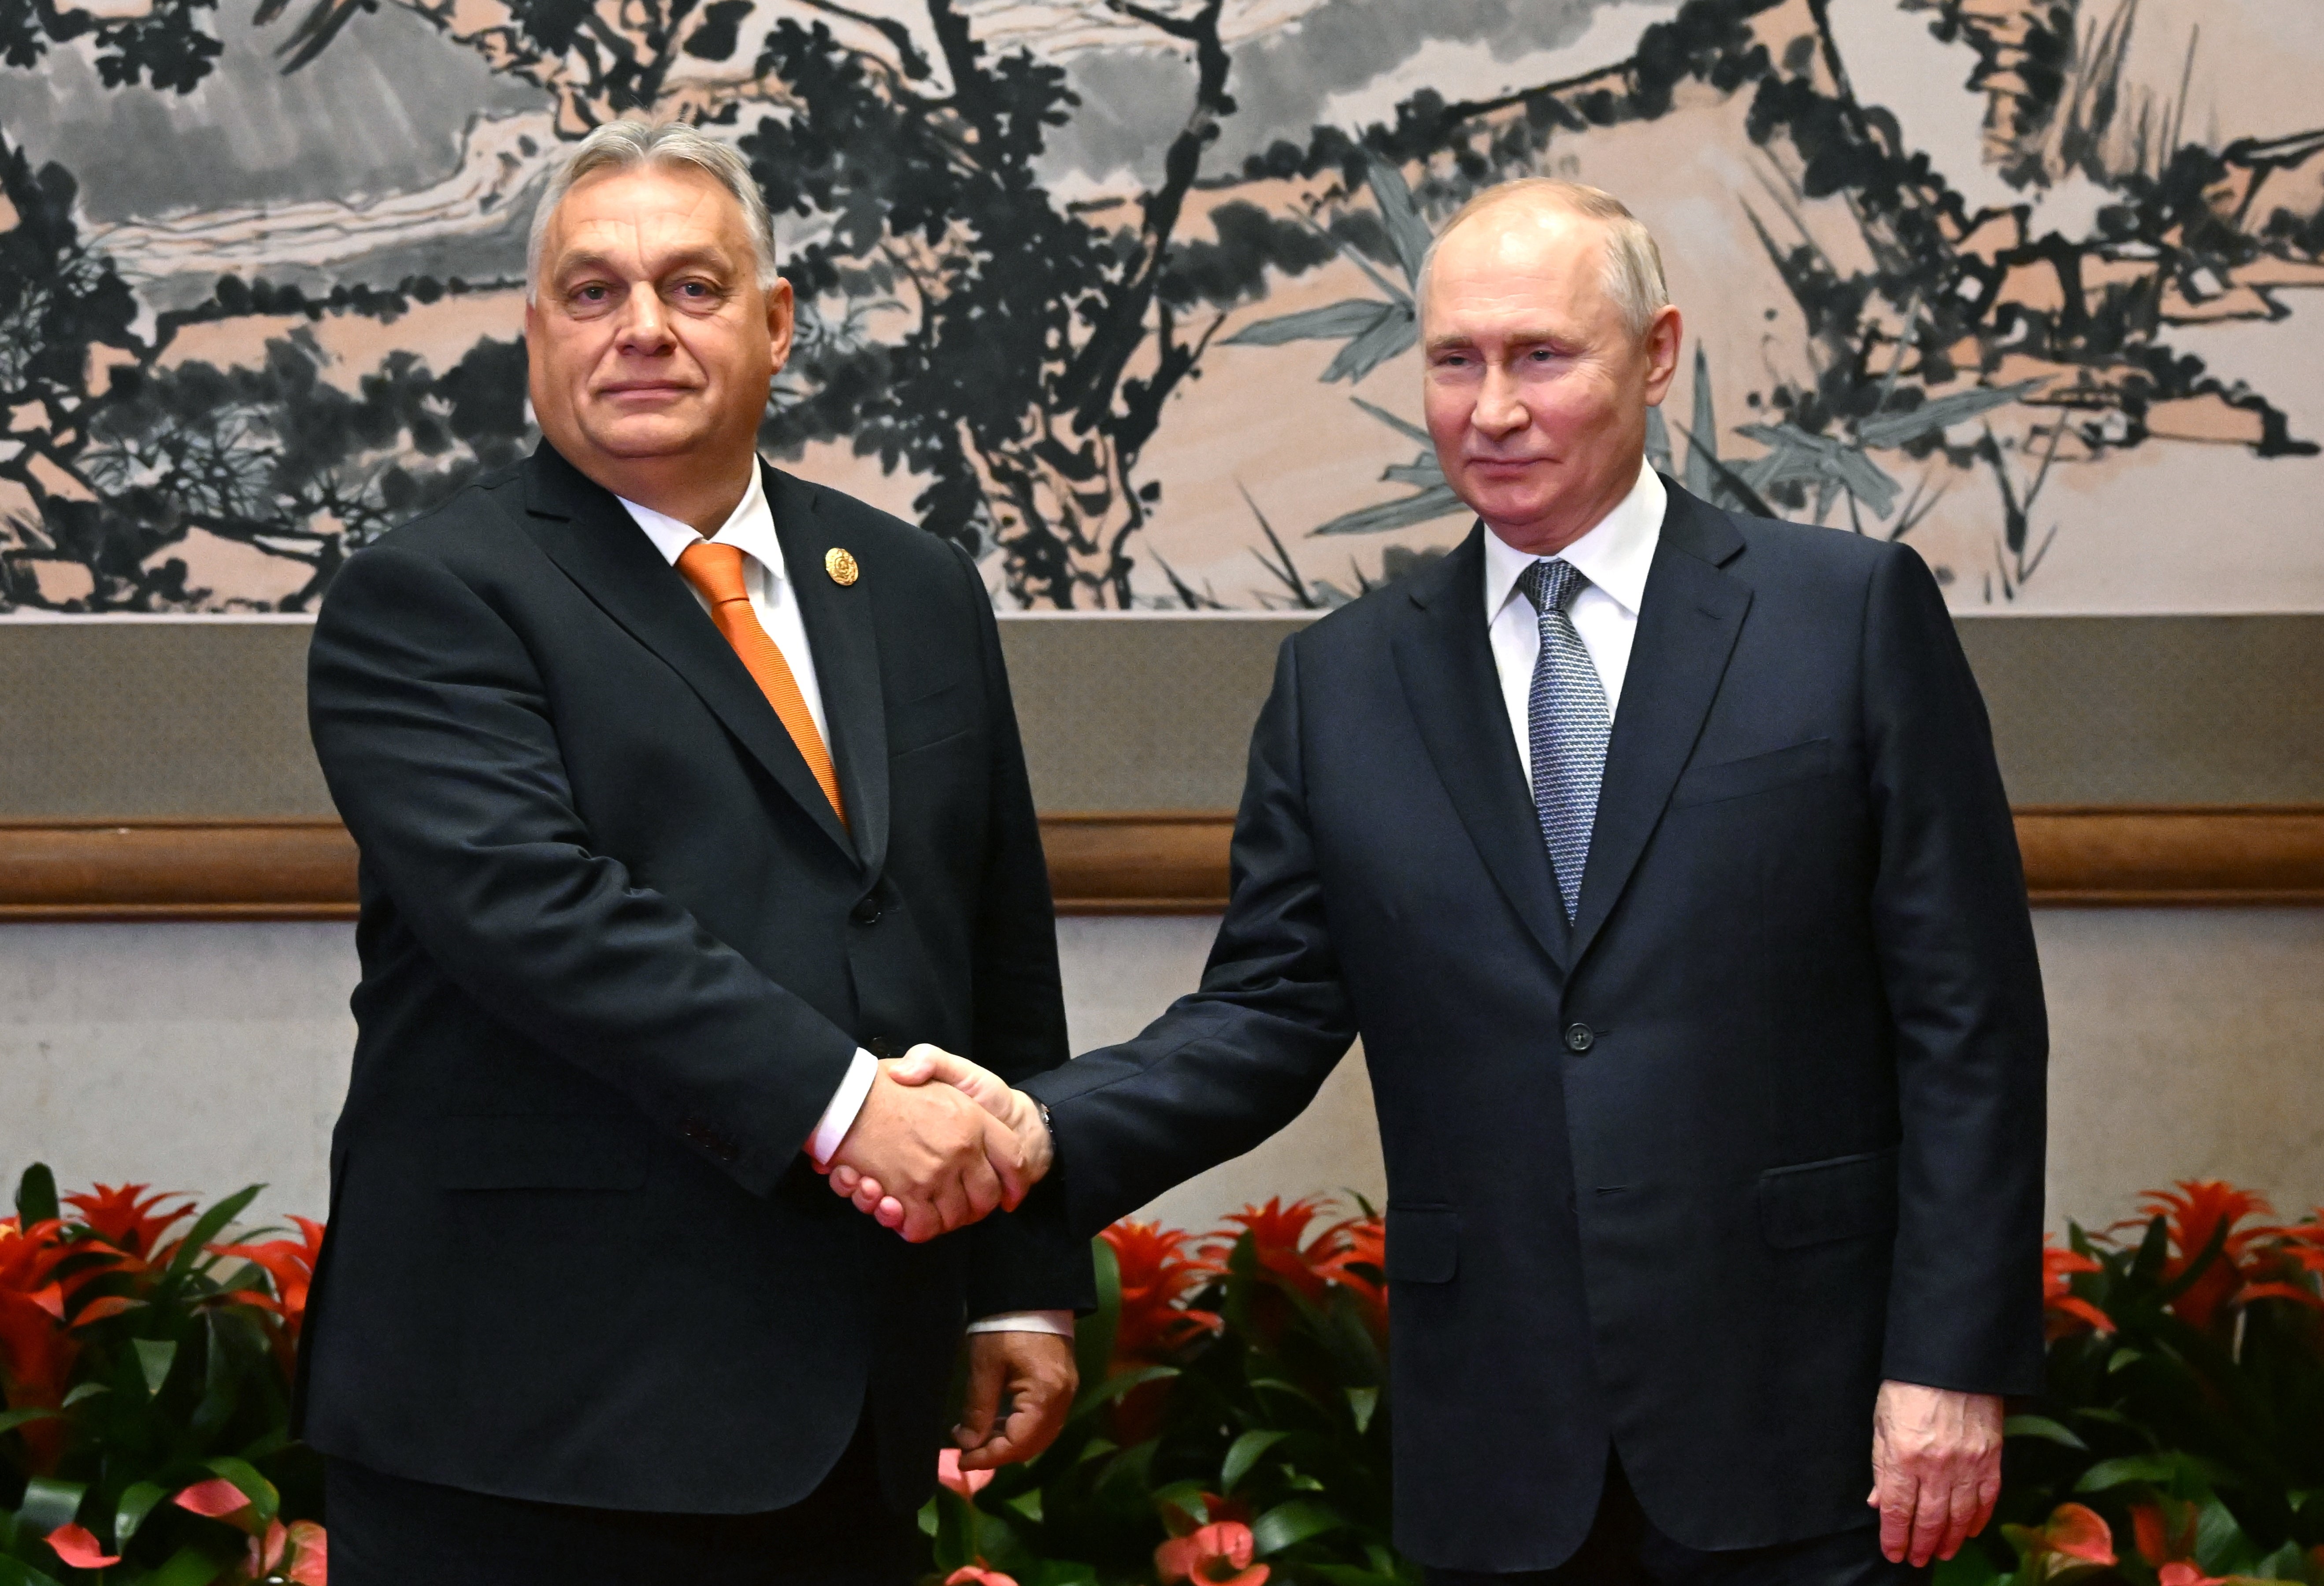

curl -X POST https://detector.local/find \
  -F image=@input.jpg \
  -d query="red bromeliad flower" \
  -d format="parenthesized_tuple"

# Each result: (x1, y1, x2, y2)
(2132, 1498, 2203, 1571)
(936, 1446, 993, 1501)
(64, 1182, 196, 1263)
(1204, 1198, 1334, 1305)
(0, 1215, 107, 1468)
(2132, 1182, 2285, 1333)
(1315, 1211, 1388, 1339)
(234, 1518, 328, 1585)
(175, 1477, 259, 1527)
(45, 1523, 122, 1571)
(1156, 1520, 1269, 1586)
(213, 1217, 327, 1338)
(2009, 1501, 2116, 1579)
(2042, 1236, 2114, 1340)
(943, 1566, 1016, 1586)
(1101, 1219, 1224, 1445)
(1103, 1220, 1224, 1367)
(2239, 1209, 2324, 1310)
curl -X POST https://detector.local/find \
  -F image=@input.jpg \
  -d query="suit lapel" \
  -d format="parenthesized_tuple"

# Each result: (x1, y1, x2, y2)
(1393, 524, 1572, 972)
(517, 443, 857, 863)
(1566, 481, 1751, 967)
(768, 464, 890, 879)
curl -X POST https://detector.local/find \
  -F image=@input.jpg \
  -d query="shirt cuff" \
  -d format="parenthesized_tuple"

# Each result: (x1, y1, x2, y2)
(806, 1047, 880, 1166)
(966, 1310, 1075, 1338)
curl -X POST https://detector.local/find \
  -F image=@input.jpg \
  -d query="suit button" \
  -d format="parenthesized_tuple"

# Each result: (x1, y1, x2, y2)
(866, 1036, 899, 1060)
(1564, 1023, 1595, 1054)
(850, 899, 882, 926)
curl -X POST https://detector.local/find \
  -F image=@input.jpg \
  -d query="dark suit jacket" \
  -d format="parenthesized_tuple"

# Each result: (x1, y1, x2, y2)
(1024, 482, 2047, 1571)
(301, 441, 1092, 1515)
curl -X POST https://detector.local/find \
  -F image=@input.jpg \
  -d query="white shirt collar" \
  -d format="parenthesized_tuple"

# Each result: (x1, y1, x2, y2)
(617, 461, 786, 586)
(1480, 457, 1665, 623)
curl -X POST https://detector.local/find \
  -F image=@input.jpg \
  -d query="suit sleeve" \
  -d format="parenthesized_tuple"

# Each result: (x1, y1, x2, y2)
(949, 545, 1097, 1315)
(308, 541, 858, 1198)
(1861, 542, 2049, 1396)
(1022, 635, 1360, 1238)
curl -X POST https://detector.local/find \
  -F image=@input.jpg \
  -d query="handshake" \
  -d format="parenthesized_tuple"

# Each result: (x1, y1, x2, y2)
(816, 1047, 1051, 1242)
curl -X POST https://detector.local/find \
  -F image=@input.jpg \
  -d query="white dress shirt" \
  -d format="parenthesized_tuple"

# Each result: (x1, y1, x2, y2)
(1481, 458, 1667, 775)
(620, 467, 1066, 1339)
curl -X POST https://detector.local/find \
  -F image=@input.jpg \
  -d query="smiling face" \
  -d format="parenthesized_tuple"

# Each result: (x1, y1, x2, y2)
(1421, 202, 1681, 556)
(524, 162, 793, 512)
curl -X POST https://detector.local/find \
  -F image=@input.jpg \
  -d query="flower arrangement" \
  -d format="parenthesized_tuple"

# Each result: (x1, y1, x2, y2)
(7, 1166, 2322, 1586)
(1950, 1185, 2324, 1586)
(0, 1166, 324, 1585)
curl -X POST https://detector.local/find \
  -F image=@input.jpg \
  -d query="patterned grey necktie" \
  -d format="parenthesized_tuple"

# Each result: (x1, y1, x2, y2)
(1518, 558, 1611, 922)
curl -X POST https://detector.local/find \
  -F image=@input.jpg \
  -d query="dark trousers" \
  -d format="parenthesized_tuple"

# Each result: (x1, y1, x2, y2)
(1427, 1456, 1928, 1586)
(325, 1419, 923, 1586)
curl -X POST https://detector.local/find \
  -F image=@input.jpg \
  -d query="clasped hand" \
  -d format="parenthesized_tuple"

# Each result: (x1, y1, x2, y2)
(818, 1047, 1049, 1241)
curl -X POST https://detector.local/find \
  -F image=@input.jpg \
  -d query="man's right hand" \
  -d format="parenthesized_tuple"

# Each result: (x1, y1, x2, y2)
(827, 1046, 1052, 1232)
(822, 1062, 1032, 1243)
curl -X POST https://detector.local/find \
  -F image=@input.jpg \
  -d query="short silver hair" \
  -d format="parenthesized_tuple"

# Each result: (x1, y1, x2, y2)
(1417, 178, 1670, 338)
(526, 120, 780, 302)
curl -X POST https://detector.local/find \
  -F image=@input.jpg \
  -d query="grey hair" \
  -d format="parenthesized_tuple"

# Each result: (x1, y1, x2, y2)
(1416, 178, 1670, 338)
(525, 120, 780, 301)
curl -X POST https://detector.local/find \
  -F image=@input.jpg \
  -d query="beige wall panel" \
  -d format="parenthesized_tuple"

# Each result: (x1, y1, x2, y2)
(10, 912, 2312, 1246)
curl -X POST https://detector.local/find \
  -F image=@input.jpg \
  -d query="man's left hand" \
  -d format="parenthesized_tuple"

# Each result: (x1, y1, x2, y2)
(1868, 1380, 2003, 1566)
(956, 1330, 1076, 1472)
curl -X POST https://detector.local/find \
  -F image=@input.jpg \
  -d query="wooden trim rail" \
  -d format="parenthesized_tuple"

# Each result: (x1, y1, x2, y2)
(2, 808, 2320, 922)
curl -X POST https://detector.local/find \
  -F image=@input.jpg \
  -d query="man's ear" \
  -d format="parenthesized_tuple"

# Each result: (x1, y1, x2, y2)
(766, 276, 797, 376)
(1640, 304, 1684, 407)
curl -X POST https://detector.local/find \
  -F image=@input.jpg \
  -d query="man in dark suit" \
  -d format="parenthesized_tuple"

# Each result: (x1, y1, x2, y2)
(843, 180, 2047, 1582)
(303, 121, 1087, 1586)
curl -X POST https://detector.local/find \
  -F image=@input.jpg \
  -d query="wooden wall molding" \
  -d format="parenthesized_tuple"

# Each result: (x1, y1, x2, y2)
(2, 808, 2320, 922)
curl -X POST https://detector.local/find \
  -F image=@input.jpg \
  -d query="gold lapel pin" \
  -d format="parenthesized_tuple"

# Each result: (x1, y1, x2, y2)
(825, 547, 860, 587)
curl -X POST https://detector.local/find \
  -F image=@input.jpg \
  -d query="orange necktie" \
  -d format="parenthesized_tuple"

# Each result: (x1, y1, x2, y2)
(676, 541, 848, 828)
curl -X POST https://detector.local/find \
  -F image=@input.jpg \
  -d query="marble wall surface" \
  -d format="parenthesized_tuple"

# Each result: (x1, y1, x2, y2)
(5, 909, 2321, 1239)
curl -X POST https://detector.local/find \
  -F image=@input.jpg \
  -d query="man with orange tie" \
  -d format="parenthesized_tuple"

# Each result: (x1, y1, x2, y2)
(303, 120, 1086, 1586)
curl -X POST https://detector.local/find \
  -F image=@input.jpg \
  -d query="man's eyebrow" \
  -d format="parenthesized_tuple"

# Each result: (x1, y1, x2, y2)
(1423, 327, 1565, 353)
(549, 246, 738, 282)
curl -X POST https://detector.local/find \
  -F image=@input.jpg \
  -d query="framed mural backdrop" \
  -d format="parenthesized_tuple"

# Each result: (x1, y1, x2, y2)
(2, 0, 2320, 616)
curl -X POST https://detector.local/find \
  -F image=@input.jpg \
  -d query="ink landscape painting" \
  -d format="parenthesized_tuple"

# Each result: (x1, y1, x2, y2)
(3, 0, 2320, 613)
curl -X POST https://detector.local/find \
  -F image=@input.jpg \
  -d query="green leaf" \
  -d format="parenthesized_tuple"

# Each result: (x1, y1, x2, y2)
(200, 1456, 280, 1526)
(2075, 1453, 2181, 1492)
(134, 1337, 179, 1397)
(2108, 1346, 2146, 1373)
(141, 1546, 231, 1586)
(1931, 1545, 2003, 1586)
(0, 1558, 67, 1586)
(1022, 1563, 1101, 1586)
(916, 1497, 938, 1538)
(2250, 1540, 2306, 1581)
(1346, 1385, 1380, 1436)
(1250, 1498, 1345, 1555)
(0, 1408, 60, 1439)
(15, 1478, 86, 1539)
(1002, 1488, 1043, 1525)
(156, 1185, 264, 1296)
(1074, 1363, 1178, 1413)
(1222, 1429, 1289, 1493)
(2003, 1415, 2088, 1449)
(60, 1382, 108, 1407)
(1249, 1376, 1325, 1413)
(1072, 1237, 1119, 1412)
(115, 1482, 169, 1550)
(15, 1163, 60, 1228)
